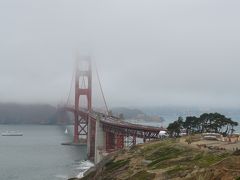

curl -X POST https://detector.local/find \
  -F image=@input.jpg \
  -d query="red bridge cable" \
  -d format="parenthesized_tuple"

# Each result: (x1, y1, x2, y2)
(66, 63, 75, 106)
(94, 61, 109, 114)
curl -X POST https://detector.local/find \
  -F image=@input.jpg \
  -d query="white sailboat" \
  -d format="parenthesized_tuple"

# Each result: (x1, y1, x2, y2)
(64, 128, 68, 134)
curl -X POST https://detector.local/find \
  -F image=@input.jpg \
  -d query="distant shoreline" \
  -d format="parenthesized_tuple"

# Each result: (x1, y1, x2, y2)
(0, 123, 69, 125)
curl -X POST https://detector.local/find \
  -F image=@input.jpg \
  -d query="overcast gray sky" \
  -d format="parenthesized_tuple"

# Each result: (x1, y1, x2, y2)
(1, 0, 240, 108)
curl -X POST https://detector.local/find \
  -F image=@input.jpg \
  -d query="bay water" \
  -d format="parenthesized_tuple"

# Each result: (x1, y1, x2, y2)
(0, 125, 88, 180)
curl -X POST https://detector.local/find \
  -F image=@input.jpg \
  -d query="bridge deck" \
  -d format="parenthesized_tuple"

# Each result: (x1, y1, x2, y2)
(100, 117, 163, 132)
(63, 106, 165, 138)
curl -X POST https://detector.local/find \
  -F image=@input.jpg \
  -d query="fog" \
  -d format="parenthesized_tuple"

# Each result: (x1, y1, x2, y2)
(1, 0, 240, 108)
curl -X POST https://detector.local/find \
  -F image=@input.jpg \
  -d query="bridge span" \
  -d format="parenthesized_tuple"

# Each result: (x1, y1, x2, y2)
(62, 58, 165, 163)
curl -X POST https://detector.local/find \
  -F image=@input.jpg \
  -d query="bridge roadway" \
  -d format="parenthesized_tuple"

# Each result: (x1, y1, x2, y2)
(63, 106, 165, 162)
(64, 106, 164, 139)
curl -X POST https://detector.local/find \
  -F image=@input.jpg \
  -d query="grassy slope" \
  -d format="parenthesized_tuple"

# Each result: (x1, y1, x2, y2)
(78, 139, 240, 180)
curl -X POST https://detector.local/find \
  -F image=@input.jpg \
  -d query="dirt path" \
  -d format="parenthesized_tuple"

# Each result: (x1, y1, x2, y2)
(180, 136, 240, 151)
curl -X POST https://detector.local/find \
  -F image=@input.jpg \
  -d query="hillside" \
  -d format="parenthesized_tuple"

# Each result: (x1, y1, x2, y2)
(111, 107, 165, 122)
(75, 139, 240, 180)
(111, 107, 144, 119)
(0, 103, 61, 124)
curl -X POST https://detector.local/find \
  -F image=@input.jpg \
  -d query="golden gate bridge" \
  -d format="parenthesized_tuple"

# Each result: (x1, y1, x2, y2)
(60, 57, 165, 163)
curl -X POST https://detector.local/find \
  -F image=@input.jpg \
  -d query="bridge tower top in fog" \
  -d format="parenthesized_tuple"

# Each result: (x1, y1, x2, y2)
(74, 56, 92, 143)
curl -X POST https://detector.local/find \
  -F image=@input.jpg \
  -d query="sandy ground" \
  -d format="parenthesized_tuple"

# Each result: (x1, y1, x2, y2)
(180, 137, 240, 151)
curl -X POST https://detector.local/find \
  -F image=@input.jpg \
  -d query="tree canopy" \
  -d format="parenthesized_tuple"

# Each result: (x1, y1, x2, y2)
(167, 113, 239, 137)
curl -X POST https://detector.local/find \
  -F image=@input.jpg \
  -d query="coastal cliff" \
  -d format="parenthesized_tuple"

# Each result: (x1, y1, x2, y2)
(72, 139, 240, 180)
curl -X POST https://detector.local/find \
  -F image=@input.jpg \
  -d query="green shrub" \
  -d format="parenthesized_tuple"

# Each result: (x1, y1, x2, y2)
(128, 170, 155, 180)
(105, 159, 130, 172)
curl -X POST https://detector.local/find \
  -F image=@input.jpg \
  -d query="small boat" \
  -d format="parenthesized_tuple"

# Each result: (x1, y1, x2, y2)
(64, 128, 68, 134)
(1, 131, 23, 136)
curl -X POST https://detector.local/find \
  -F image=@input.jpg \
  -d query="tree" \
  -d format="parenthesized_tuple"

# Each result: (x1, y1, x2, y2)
(167, 116, 183, 137)
(183, 116, 198, 135)
(167, 112, 238, 137)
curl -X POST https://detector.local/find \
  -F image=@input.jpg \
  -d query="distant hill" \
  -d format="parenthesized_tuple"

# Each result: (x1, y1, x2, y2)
(111, 107, 165, 122)
(0, 103, 65, 124)
(111, 107, 145, 119)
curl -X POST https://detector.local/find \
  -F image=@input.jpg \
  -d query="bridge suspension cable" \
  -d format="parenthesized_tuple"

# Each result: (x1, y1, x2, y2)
(66, 61, 75, 106)
(94, 61, 109, 115)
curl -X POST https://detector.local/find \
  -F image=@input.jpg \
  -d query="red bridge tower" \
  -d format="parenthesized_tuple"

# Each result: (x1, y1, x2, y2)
(74, 58, 92, 143)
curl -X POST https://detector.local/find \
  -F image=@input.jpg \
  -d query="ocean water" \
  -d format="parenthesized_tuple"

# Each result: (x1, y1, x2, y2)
(0, 125, 89, 180)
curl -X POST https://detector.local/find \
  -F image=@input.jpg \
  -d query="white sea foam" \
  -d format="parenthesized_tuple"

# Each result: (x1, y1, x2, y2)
(76, 160, 95, 178)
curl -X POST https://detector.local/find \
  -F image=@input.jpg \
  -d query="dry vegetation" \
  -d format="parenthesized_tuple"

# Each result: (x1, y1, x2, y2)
(72, 138, 240, 180)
